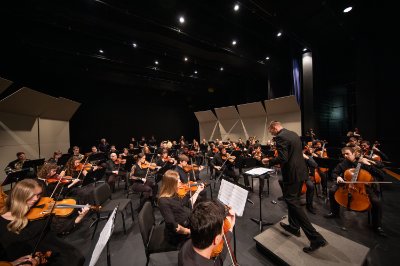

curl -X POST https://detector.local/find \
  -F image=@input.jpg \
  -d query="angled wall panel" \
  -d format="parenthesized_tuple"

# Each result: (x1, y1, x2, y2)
(214, 106, 245, 142)
(194, 110, 220, 141)
(237, 102, 268, 143)
(38, 118, 70, 160)
(0, 77, 13, 95)
(264, 95, 301, 140)
(41, 97, 81, 121)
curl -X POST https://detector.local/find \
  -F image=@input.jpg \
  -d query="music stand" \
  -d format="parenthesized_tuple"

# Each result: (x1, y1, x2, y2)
(244, 168, 275, 232)
(57, 153, 72, 167)
(1, 168, 31, 188)
(23, 159, 45, 176)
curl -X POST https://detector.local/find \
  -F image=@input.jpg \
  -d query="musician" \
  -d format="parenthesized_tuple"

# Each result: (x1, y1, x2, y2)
(301, 151, 317, 214)
(199, 139, 209, 155)
(129, 153, 158, 210)
(107, 145, 119, 158)
(243, 144, 268, 194)
(206, 143, 217, 177)
(324, 146, 386, 236)
(47, 150, 63, 165)
(98, 138, 110, 153)
(360, 140, 388, 161)
(262, 121, 326, 253)
(148, 135, 157, 147)
(156, 150, 176, 183)
(178, 200, 235, 266)
(210, 147, 239, 183)
(65, 146, 84, 177)
(158, 170, 204, 247)
(174, 154, 203, 183)
(104, 152, 126, 192)
(0, 179, 89, 265)
(4, 152, 29, 175)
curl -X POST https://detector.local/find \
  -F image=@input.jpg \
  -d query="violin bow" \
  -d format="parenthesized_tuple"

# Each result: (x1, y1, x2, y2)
(223, 230, 238, 266)
(215, 153, 231, 183)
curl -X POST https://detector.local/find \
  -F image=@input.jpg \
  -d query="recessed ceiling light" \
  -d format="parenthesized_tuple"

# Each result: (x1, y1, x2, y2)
(132, 43, 137, 48)
(184, 57, 188, 62)
(266, 57, 270, 60)
(220, 67, 224, 71)
(234, 4, 240, 11)
(276, 32, 282, 37)
(99, 49, 104, 54)
(155, 60, 159, 65)
(179, 16, 185, 24)
(194, 70, 198, 74)
(343, 6, 352, 13)
(232, 40, 237, 45)
(303, 48, 307, 52)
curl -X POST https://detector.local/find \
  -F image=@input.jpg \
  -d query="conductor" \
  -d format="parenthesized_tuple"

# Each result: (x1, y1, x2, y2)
(262, 121, 327, 253)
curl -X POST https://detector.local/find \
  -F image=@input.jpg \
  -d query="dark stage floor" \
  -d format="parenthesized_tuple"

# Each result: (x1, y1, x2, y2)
(64, 168, 400, 266)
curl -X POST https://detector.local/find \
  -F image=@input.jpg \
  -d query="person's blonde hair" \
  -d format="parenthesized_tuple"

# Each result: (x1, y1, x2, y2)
(1, 179, 41, 234)
(159, 170, 179, 199)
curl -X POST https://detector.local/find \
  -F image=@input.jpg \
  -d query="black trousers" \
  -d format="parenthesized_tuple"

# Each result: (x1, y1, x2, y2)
(283, 181, 325, 244)
(328, 184, 382, 228)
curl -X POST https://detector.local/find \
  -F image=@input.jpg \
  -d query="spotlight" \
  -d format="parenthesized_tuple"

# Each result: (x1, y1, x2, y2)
(234, 4, 239, 11)
(179, 16, 185, 24)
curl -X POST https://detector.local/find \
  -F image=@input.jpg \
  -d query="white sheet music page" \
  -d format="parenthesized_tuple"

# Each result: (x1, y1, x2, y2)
(245, 167, 275, 176)
(89, 206, 118, 266)
(218, 179, 248, 217)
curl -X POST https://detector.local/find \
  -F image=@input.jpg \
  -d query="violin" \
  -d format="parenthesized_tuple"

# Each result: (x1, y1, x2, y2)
(46, 174, 74, 184)
(210, 217, 231, 258)
(75, 162, 93, 171)
(177, 181, 206, 198)
(115, 158, 127, 165)
(0, 251, 53, 266)
(183, 164, 199, 172)
(26, 197, 101, 221)
(162, 156, 176, 164)
(140, 161, 157, 170)
(221, 153, 236, 163)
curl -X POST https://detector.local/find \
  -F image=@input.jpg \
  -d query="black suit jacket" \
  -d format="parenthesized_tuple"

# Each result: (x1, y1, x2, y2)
(268, 128, 308, 184)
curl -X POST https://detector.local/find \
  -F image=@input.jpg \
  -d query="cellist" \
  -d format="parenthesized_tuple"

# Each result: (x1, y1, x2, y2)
(324, 146, 386, 236)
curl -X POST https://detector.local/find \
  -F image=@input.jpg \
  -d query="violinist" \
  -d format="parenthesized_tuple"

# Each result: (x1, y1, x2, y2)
(158, 170, 204, 247)
(206, 143, 217, 177)
(129, 153, 158, 211)
(301, 149, 318, 214)
(211, 147, 239, 183)
(107, 145, 119, 159)
(311, 141, 329, 196)
(98, 138, 110, 153)
(199, 139, 208, 156)
(324, 146, 386, 236)
(105, 153, 126, 192)
(156, 150, 177, 183)
(36, 163, 78, 198)
(65, 146, 84, 177)
(46, 150, 62, 165)
(178, 200, 235, 266)
(0, 179, 89, 265)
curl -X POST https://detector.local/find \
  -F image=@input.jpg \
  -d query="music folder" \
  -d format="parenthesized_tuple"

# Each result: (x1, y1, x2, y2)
(217, 179, 249, 217)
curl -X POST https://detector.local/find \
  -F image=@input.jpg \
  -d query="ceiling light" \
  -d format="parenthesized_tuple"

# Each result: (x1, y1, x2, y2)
(232, 40, 237, 45)
(179, 16, 185, 24)
(155, 60, 159, 65)
(220, 67, 224, 71)
(343, 6, 352, 13)
(234, 4, 240, 11)
(184, 57, 188, 62)
(99, 49, 104, 54)
(276, 32, 282, 37)
(266, 57, 270, 60)
(194, 70, 198, 74)
(303, 48, 307, 52)
(132, 43, 137, 48)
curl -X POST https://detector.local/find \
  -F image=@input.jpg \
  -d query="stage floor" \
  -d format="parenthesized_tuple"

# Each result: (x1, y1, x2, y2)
(254, 217, 369, 266)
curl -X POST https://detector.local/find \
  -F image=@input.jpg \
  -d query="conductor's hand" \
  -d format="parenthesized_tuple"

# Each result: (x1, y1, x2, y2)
(226, 206, 236, 231)
(336, 176, 345, 183)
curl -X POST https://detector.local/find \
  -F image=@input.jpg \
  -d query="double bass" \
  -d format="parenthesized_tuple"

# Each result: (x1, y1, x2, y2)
(334, 155, 372, 211)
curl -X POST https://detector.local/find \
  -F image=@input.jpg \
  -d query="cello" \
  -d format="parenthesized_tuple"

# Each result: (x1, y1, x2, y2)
(334, 155, 372, 211)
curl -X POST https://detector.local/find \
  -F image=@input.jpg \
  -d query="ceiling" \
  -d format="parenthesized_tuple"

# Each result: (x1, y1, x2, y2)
(0, 0, 376, 109)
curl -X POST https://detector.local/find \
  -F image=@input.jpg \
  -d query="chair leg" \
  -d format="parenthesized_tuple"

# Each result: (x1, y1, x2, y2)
(91, 213, 100, 240)
(146, 253, 150, 266)
(267, 178, 270, 195)
(130, 201, 135, 221)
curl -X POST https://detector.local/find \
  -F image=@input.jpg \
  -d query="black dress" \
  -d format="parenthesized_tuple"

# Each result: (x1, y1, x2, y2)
(0, 216, 85, 266)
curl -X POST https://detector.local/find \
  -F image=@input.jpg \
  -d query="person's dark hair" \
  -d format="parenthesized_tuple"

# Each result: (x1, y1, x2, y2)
(16, 152, 25, 157)
(189, 201, 225, 249)
(178, 154, 189, 163)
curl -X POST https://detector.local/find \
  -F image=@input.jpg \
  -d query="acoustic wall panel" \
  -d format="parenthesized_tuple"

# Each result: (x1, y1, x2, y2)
(38, 118, 70, 160)
(194, 110, 220, 141)
(237, 102, 268, 143)
(0, 77, 13, 95)
(264, 95, 301, 140)
(40, 97, 81, 121)
(214, 106, 245, 142)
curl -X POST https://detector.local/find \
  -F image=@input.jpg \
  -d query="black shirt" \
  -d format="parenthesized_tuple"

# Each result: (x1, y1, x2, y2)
(178, 231, 233, 266)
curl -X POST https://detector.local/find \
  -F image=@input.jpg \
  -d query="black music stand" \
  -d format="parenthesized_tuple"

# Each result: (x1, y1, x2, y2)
(23, 158, 45, 176)
(57, 153, 72, 167)
(1, 168, 31, 188)
(245, 169, 274, 232)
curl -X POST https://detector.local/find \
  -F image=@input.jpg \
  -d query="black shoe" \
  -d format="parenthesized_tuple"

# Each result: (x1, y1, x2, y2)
(303, 239, 327, 253)
(375, 227, 387, 237)
(306, 206, 316, 215)
(324, 212, 339, 219)
(280, 222, 300, 237)
(277, 196, 284, 201)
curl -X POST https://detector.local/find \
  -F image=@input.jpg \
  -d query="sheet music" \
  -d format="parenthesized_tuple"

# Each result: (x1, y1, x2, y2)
(218, 179, 248, 217)
(88, 206, 118, 266)
(245, 167, 275, 176)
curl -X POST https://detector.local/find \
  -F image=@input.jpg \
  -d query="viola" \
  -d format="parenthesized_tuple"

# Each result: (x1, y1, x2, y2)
(46, 174, 74, 184)
(140, 161, 157, 170)
(183, 164, 199, 172)
(177, 181, 206, 198)
(210, 217, 232, 258)
(26, 197, 101, 221)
